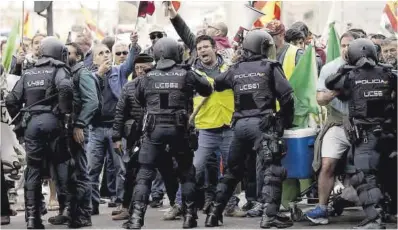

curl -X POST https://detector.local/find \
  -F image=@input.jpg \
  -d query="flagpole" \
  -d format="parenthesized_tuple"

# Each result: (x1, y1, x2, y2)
(96, 1, 100, 36)
(21, 1, 24, 50)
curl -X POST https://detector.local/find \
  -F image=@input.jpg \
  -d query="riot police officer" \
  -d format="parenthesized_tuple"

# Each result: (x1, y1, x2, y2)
(5, 36, 73, 229)
(123, 37, 212, 229)
(325, 38, 397, 229)
(204, 30, 295, 229)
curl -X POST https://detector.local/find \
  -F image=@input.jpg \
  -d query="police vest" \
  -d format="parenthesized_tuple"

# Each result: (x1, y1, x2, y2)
(144, 68, 189, 115)
(229, 60, 275, 119)
(347, 66, 394, 123)
(22, 65, 58, 108)
(192, 64, 233, 129)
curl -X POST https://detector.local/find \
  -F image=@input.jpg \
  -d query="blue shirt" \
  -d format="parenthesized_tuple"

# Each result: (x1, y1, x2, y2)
(316, 57, 349, 115)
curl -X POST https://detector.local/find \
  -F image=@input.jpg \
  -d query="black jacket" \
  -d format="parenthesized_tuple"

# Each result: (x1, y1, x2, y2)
(112, 77, 144, 142)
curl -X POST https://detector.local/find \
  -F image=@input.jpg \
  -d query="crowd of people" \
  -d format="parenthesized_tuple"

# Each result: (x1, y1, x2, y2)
(1, 3, 397, 230)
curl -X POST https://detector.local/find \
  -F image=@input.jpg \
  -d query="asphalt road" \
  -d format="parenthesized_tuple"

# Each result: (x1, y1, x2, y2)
(3, 194, 397, 229)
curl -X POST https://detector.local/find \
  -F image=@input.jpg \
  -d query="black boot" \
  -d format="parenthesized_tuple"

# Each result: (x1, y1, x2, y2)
(26, 205, 44, 229)
(205, 202, 223, 227)
(122, 202, 147, 229)
(182, 201, 198, 229)
(25, 187, 44, 229)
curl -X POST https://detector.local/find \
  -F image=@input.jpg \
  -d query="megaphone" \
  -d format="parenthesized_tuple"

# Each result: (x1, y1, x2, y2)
(234, 4, 265, 43)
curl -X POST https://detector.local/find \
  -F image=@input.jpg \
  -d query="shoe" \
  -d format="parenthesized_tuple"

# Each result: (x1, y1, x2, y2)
(352, 217, 386, 229)
(224, 196, 246, 217)
(205, 202, 224, 227)
(247, 201, 263, 217)
(108, 197, 118, 208)
(242, 201, 254, 212)
(68, 217, 93, 228)
(1, 216, 10, 225)
(305, 205, 329, 225)
(149, 198, 163, 208)
(260, 212, 293, 229)
(112, 208, 129, 221)
(100, 199, 106, 204)
(48, 213, 70, 225)
(163, 204, 182, 220)
(112, 205, 124, 216)
(122, 202, 147, 229)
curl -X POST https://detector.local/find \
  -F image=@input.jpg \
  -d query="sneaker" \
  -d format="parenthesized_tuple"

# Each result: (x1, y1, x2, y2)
(163, 204, 182, 220)
(247, 201, 263, 217)
(353, 217, 385, 229)
(150, 198, 163, 208)
(305, 206, 329, 225)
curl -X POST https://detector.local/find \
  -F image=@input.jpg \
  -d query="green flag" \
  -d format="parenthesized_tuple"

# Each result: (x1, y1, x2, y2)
(326, 22, 340, 63)
(289, 45, 319, 128)
(2, 20, 20, 75)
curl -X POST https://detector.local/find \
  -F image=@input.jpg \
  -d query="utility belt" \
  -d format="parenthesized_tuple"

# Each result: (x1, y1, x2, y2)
(343, 117, 391, 144)
(143, 112, 188, 132)
(143, 111, 198, 151)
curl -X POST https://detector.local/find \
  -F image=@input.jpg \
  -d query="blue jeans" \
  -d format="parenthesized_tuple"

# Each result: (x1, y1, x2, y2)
(194, 128, 233, 200)
(151, 170, 165, 200)
(87, 126, 125, 206)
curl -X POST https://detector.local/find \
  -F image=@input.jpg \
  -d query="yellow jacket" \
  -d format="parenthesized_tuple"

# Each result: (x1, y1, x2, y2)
(276, 44, 300, 110)
(193, 64, 234, 129)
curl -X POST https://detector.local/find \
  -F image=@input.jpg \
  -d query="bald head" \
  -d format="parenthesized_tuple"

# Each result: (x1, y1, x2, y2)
(206, 21, 228, 37)
(214, 22, 228, 37)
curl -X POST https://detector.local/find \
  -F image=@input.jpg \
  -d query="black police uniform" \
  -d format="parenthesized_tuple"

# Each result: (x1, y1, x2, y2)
(5, 37, 73, 229)
(123, 37, 212, 229)
(326, 38, 397, 229)
(205, 30, 295, 229)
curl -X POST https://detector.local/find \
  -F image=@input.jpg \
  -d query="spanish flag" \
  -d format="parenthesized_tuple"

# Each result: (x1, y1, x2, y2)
(80, 4, 105, 40)
(23, 11, 33, 38)
(380, 0, 398, 35)
(252, 1, 281, 28)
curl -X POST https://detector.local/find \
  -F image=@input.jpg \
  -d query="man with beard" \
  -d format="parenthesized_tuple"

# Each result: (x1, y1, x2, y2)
(381, 37, 397, 69)
(11, 33, 47, 76)
(47, 42, 101, 227)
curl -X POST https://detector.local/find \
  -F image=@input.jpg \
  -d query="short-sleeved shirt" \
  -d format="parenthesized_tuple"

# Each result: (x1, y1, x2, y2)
(316, 57, 348, 115)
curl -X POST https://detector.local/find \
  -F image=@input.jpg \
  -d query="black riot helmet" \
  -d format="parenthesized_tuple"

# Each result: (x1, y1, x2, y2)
(153, 37, 181, 69)
(40, 36, 68, 63)
(347, 38, 378, 67)
(242, 30, 276, 59)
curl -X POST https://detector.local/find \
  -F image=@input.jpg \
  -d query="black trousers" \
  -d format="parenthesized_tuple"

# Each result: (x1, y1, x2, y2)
(132, 125, 196, 207)
(1, 163, 11, 216)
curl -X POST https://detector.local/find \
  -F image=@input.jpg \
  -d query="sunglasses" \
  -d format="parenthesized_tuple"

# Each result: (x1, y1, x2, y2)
(115, 51, 129, 56)
(150, 33, 163, 40)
